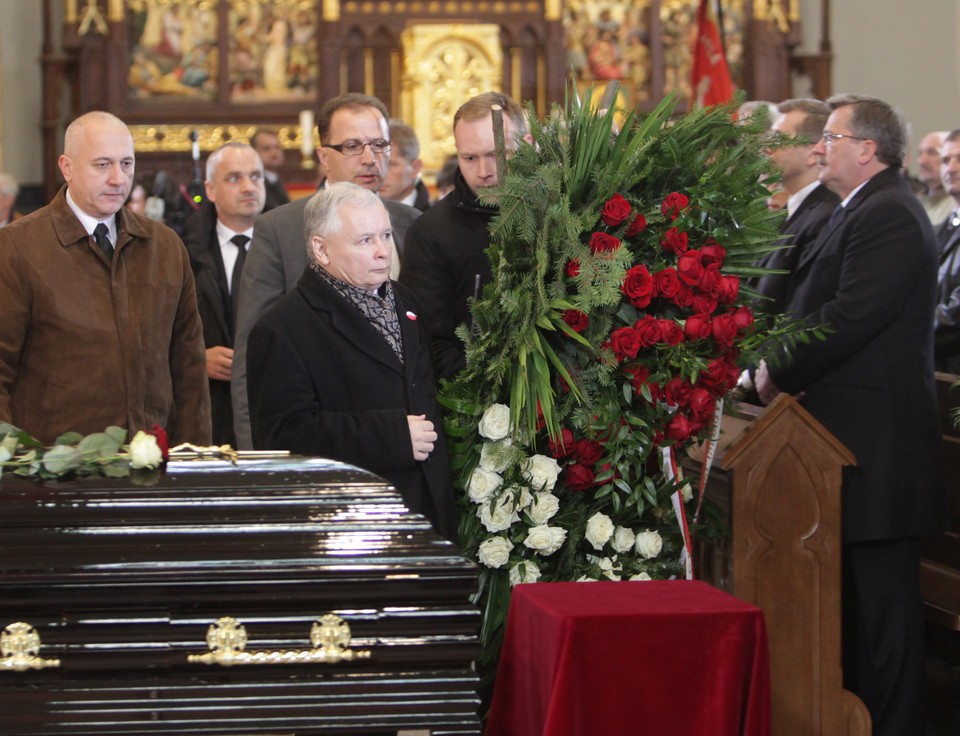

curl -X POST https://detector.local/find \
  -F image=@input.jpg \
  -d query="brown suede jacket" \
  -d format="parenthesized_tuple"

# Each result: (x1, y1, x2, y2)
(0, 187, 211, 445)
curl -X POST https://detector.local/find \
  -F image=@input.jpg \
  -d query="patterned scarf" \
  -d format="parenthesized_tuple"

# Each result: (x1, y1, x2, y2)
(313, 264, 404, 363)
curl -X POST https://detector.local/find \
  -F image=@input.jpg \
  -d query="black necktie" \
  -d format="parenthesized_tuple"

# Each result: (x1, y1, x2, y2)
(828, 204, 844, 228)
(93, 222, 113, 260)
(230, 234, 249, 323)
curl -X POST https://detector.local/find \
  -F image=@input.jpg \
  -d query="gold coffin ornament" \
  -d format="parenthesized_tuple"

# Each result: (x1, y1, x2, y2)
(188, 615, 372, 666)
(1, 622, 61, 672)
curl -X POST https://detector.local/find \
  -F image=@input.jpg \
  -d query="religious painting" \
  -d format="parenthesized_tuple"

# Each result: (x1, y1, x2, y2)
(563, 0, 744, 109)
(228, 0, 318, 102)
(127, 0, 219, 101)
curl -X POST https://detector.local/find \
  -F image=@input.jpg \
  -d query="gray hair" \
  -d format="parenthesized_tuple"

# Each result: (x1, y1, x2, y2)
(388, 119, 420, 162)
(303, 182, 383, 262)
(0, 172, 18, 199)
(826, 94, 909, 168)
(205, 141, 260, 181)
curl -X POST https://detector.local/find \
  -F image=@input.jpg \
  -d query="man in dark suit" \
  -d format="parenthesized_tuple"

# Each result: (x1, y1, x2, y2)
(757, 94, 945, 736)
(250, 128, 290, 213)
(184, 142, 265, 446)
(381, 120, 431, 212)
(232, 94, 421, 449)
(247, 183, 457, 542)
(934, 128, 960, 372)
(753, 98, 839, 314)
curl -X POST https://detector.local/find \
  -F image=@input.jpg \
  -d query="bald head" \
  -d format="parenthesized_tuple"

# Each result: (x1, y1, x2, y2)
(917, 130, 948, 192)
(59, 111, 135, 220)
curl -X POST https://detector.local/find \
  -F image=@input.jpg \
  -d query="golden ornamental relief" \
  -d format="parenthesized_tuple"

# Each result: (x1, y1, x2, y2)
(128, 124, 316, 153)
(401, 24, 503, 170)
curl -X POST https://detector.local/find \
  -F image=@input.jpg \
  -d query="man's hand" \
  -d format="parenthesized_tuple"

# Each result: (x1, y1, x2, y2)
(755, 360, 781, 405)
(407, 414, 437, 461)
(206, 346, 233, 382)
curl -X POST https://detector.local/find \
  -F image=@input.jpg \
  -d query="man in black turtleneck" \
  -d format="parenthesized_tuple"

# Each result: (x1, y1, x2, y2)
(400, 92, 530, 381)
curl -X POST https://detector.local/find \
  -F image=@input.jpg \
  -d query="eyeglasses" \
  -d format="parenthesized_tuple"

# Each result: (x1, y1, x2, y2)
(821, 132, 868, 145)
(323, 139, 391, 156)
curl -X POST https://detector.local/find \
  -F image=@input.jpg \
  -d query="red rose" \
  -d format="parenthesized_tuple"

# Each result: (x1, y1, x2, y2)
(625, 213, 648, 237)
(590, 231, 622, 254)
(733, 305, 755, 331)
(700, 241, 727, 269)
(601, 193, 632, 227)
(697, 268, 721, 297)
(624, 363, 650, 390)
(691, 294, 718, 315)
(622, 265, 654, 308)
(673, 285, 695, 307)
(562, 309, 590, 333)
(549, 428, 576, 458)
(609, 326, 643, 361)
(718, 274, 740, 304)
(711, 313, 738, 347)
(677, 250, 704, 285)
(660, 227, 689, 254)
(565, 462, 596, 491)
(700, 356, 740, 394)
(633, 315, 663, 347)
(575, 439, 604, 465)
(148, 424, 169, 461)
(659, 319, 684, 346)
(665, 413, 695, 442)
(565, 258, 581, 278)
(684, 312, 712, 341)
(664, 376, 693, 407)
(687, 387, 716, 422)
(653, 268, 681, 299)
(661, 191, 690, 221)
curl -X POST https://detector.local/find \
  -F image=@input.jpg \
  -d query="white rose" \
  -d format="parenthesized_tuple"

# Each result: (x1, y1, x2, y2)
(630, 572, 653, 581)
(523, 524, 567, 556)
(467, 467, 503, 503)
(584, 512, 615, 551)
(576, 574, 597, 582)
(680, 481, 693, 503)
(479, 438, 514, 473)
(597, 557, 621, 581)
(611, 526, 636, 554)
(509, 559, 542, 586)
(635, 530, 663, 559)
(521, 454, 562, 492)
(477, 536, 513, 568)
(478, 403, 511, 441)
(0, 444, 11, 464)
(527, 493, 560, 525)
(516, 487, 534, 511)
(128, 430, 163, 469)
(478, 491, 520, 533)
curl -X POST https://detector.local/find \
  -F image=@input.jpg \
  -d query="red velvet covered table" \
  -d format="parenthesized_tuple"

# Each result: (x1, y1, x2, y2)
(485, 580, 771, 736)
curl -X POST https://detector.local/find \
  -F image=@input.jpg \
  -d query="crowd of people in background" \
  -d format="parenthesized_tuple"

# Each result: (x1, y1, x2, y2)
(0, 90, 957, 735)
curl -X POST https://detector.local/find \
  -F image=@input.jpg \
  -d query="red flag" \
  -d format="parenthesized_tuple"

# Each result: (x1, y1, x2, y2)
(690, 0, 735, 108)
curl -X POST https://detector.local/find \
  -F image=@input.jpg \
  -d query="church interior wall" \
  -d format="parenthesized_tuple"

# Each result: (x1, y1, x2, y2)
(1, 0, 959, 204)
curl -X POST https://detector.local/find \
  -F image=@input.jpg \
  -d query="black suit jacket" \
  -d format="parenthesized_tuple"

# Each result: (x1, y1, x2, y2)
(184, 213, 237, 447)
(262, 176, 290, 213)
(770, 167, 945, 543)
(246, 267, 458, 542)
(934, 213, 960, 370)
(753, 183, 839, 315)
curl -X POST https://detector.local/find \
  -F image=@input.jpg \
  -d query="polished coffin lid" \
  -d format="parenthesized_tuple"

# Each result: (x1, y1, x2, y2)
(0, 457, 481, 735)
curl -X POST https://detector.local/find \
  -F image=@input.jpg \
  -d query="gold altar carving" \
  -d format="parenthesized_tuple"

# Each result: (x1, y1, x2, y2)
(128, 123, 317, 153)
(400, 24, 503, 170)
(188, 615, 372, 666)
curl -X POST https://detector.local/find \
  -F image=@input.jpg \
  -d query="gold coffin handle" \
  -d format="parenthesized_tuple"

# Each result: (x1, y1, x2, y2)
(187, 614, 372, 666)
(1, 622, 61, 671)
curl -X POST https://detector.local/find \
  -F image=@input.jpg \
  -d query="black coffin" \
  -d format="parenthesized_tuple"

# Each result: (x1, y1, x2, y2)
(0, 457, 481, 735)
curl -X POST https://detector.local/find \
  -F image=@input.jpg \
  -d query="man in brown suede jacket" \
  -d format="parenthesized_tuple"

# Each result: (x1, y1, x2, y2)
(0, 111, 210, 444)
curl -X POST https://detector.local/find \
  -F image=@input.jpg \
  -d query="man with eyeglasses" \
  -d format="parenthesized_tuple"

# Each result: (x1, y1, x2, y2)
(183, 142, 266, 447)
(231, 94, 420, 449)
(756, 94, 944, 736)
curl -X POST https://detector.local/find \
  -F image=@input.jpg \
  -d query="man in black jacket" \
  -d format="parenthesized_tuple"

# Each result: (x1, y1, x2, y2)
(400, 92, 530, 381)
(757, 95, 945, 736)
(184, 142, 265, 446)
